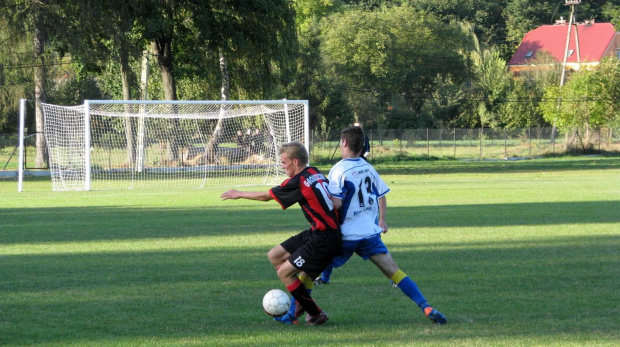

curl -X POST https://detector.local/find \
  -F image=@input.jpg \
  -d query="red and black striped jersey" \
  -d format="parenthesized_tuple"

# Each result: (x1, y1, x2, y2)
(269, 167, 339, 232)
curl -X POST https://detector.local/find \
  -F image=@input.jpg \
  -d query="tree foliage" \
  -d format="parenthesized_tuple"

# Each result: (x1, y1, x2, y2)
(0, 0, 617, 137)
(320, 4, 470, 127)
(541, 58, 620, 142)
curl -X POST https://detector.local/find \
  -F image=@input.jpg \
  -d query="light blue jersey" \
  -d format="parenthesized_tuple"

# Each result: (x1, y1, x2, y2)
(327, 158, 390, 241)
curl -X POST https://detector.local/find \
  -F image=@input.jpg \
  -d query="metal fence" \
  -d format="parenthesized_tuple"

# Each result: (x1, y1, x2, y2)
(2, 127, 620, 172)
(310, 127, 620, 161)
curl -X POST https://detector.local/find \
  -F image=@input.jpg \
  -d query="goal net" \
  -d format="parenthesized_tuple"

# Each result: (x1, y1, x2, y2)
(41, 100, 309, 191)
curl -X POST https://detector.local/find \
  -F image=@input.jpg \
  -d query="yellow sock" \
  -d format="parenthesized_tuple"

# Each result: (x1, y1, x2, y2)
(299, 273, 314, 291)
(390, 269, 407, 285)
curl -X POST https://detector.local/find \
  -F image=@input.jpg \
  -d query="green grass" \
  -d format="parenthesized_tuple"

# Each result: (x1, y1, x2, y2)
(1, 157, 619, 346)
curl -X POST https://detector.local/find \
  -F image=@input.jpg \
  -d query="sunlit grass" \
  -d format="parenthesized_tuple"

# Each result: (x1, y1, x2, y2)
(1, 157, 619, 346)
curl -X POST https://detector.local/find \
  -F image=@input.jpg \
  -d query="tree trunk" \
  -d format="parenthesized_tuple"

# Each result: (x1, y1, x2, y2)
(151, 39, 177, 101)
(151, 38, 180, 162)
(205, 51, 230, 164)
(220, 50, 230, 101)
(33, 10, 48, 168)
(119, 44, 135, 166)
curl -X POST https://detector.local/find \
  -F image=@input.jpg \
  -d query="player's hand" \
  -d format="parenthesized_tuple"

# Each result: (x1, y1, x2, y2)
(379, 220, 388, 233)
(220, 189, 240, 200)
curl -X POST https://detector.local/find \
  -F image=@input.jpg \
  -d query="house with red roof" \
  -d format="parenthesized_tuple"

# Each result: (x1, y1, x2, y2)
(508, 19, 620, 73)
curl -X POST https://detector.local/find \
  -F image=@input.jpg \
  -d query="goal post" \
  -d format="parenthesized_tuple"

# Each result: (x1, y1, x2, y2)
(17, 98, 27, 192)
(39, 99, 309, 191)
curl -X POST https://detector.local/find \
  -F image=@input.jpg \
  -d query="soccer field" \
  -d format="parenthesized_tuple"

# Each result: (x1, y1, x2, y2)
(1, 157, 619, 346)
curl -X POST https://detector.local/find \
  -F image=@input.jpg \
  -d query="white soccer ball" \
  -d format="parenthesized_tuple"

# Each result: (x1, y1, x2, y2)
(262, 289, 290, 317)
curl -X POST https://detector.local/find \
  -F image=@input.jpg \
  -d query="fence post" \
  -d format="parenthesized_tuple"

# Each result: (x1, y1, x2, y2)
(528, 127, 532, 158)
(453, 128, 456, 158)
(504, 129, 507, 158)
(369, 129, 373, 160)
(479, 128, 483, 160)
(426, 128, 430, 157)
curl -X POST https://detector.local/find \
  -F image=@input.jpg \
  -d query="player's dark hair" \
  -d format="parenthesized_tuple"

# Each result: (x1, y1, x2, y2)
(279, 142, 308, 165)
(341, 126, 365, 156)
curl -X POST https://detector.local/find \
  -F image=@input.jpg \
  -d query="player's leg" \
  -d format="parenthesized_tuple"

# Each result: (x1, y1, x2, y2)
(295, 229, 341, 325)
(287, 272, 314, 319)
(315, 239, 357, 285)
(370, 252, 426, 304)
(275, 230, 328, 318)
(370, 252, 447, 324)
(355, 235, 446, 324)
(314, 264, 333, 285)
(277, 261, 322, 317)
(270, 234, 310, 324)
(267, 244, 291, 269)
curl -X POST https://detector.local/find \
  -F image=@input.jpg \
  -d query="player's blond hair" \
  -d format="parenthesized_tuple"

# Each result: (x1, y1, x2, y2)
(279, 142, 308, 165)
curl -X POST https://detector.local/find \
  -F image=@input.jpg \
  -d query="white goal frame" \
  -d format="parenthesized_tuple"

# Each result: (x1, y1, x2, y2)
(21, 99, 309, 191)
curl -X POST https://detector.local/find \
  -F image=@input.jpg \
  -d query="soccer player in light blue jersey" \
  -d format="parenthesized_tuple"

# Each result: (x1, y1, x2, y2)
(321, 125, 447, 325)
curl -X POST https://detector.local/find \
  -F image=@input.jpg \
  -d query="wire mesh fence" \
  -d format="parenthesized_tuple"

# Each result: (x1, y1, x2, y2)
(2, 127, 620, 172)
(0, 133, 40, 171)
(310, 127, 620, 162)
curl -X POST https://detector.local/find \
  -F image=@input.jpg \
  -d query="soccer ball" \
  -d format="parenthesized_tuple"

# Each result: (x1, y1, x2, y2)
(262, 289, 290, 317)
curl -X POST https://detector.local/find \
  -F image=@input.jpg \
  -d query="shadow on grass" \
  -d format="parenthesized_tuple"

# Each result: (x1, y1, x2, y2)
(0, 233, 618, 345)
(1, 199, 618, 244)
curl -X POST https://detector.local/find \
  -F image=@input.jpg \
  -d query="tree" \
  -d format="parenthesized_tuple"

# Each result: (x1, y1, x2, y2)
(601, 2, 620, 28)
(129, 0, 299, 161)
(287, 21, 353, 133)
(457, 30, 513, 128)
(3, 0, 67, 167)
(540, 60, 620, 151)
(411, 0, 510, 57)
(499, 52, 561, 128)
(421, 76, 466, 128)
(504, 0, 557, 53)
(0, 13, 32, 133)
(320, 4, 469, 127)
(585, 58, 620, 129)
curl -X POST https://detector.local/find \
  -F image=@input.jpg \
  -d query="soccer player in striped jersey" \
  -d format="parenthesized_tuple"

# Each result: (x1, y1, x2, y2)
(324, 125, 447, 325)
(220, 142, 341, 326)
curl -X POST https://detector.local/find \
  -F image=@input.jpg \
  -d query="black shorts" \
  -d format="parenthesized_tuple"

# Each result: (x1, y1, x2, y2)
(280, 228, 342, 280)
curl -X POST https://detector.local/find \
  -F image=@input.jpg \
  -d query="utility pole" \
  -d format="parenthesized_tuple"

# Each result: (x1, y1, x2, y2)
(555, 0, 581, 146)
(560, 0, 581, 86)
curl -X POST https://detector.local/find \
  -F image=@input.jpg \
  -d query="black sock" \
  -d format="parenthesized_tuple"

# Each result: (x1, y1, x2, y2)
(287, 279, 320, 316)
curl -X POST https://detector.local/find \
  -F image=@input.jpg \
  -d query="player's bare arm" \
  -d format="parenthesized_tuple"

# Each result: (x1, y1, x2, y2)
(331, 196, 343, 209)
(220, 189, 273, 201)
(378, 196, 388, 233)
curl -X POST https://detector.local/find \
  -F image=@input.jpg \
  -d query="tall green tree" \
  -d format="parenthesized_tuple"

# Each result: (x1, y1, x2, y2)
(451, 27, 512, 128)
(0, 13, 32, 133)
(583, 58, 620, 129)
(601, 2, 620, 28)
(410, 0, 510, 57)
(3, 0, 69, 167)
(287, 21, 353, 134)
(499, 52, 561, 128)
(321, 4, 469, 127)
(540, 59, 620, 150)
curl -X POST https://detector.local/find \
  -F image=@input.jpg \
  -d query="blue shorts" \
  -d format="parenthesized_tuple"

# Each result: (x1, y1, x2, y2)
(330, 234, 389, 268)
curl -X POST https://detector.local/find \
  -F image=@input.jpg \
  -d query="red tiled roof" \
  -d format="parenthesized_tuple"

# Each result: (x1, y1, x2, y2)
(508, 22, 616, 65)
